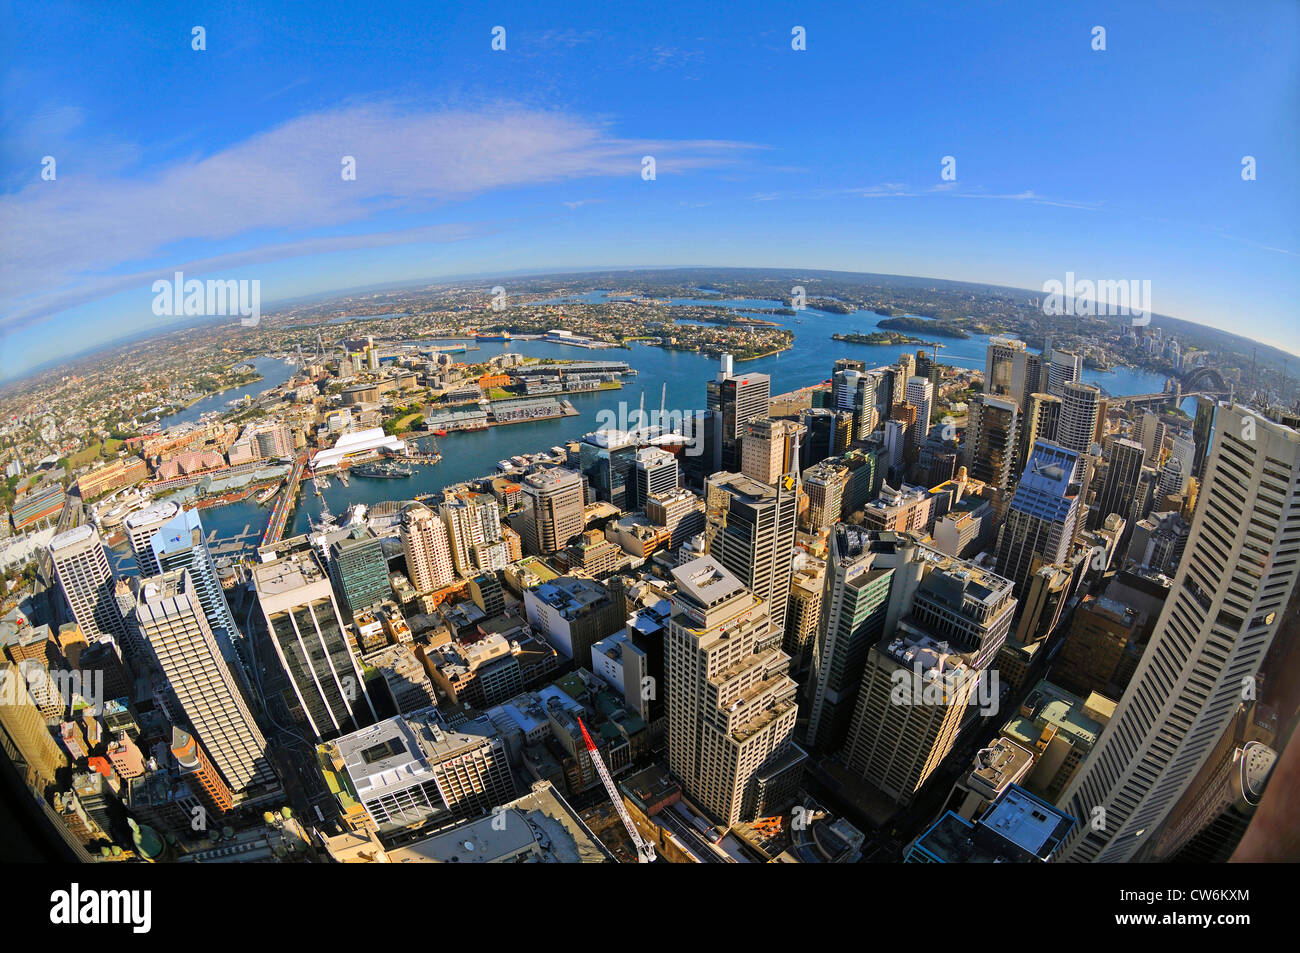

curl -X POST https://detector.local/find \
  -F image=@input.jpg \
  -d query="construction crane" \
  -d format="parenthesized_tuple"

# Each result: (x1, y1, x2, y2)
(577, 717, 655, 863)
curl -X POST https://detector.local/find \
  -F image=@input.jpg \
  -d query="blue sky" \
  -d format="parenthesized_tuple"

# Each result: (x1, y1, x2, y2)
(2, 0, 1297, 376)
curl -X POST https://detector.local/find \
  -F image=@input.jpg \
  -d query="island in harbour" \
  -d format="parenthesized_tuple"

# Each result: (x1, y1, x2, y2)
(832, 331, 931, 346)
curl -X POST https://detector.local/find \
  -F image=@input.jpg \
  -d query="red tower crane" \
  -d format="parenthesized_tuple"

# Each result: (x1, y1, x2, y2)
(577, 717, 655, 863)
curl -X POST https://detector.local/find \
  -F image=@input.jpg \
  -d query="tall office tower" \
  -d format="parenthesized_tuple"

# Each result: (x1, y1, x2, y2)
(251, 542, 376, 741)
(703, 472, 799, 648)
(802, 460, 849, 532)
(840, 626, 982, 807)
(1092, 438, 1145, 530)
(1136, 412, 1166, 468)
(1057, 405, 1300, 863)
(666, 557, 802, 827)
(906, 376, 934, 441)
(48, 525, 126, 643)
(995, 441, 1082, 598)
(962, 394, 1021, 492)
(882, 419, 907, 479)
(898, 352, 916, 383)
(440, 493, 504, 577)
(985, 337, 1027, 398)
(914, 350, 938, 386)
(169, 725, 234, 817)
(1045, 348, 1082, 397)
(800, 408, 837, 467)
(0, 662, 69, 791)
(805, 527, 914, 752)
(144, 504, 245, 670)
(1156, 740, 1275, 862)
(1126, 509, 1190, 574)
(706, 354, 771, 473)
(520, 467, 586, 556)
(742, 418, 804, 485)
(400, 503, 455, 593)
(685, 409, 723, 489)
(831, 359, 867, 412)
(632, 447, 679, 510)
(134, 570, 278, 798)
(1019, 393, 1063, 472)
(853, 371, 885, 440)
(1057, 381, 1102, 455)
(1129, 463, 1158, 520)
(1157, 457, 1185, 501)
(329, 528, 392, 618)
(578, 428, 639, 510)
(784, 556, 825, 673)
(1018, 351, 1044, 410)
(1192, 395, 1216, 478)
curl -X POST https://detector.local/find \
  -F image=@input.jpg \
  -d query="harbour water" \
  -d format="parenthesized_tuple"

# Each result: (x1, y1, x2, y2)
(157, 296, 1187, 556)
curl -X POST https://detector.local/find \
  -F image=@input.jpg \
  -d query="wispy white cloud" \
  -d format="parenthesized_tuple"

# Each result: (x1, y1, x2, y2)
(0, 103, 757, 332)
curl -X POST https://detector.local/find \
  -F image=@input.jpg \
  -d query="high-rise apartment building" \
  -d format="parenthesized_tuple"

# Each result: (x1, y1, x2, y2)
(400, 503, 455, 593)
(1019, 393, 1062, 473)
(906, 376, 934, 440)
(134, 569, 278, 799)
(1057, 405, 1300, 862)
(666, 557, 802, 827)
(48, 525, 126, 643)
(440, 493, 505, 577)
(520, 467, 586, 557)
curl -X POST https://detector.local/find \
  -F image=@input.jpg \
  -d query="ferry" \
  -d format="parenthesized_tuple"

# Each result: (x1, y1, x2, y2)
(432, 429, 448, 436)
(353, 462, 413, 479)
(256, 484, 280, 506)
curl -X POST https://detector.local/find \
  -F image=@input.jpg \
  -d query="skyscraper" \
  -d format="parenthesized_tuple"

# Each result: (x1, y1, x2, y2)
(329, 528, 392, 617)
(1057, 405, 1300, 862)
(251, 541, 376, 741)
(906, 376, 934, 442)
(440, 493, 506, 577)
(1192, 394, 1216, 479)
(1057, 381, 1102, 455)
(400, 503, 455, 593)
(631, 446, 679, 509)
(805, 526, 913, 752)
(703, 471, 798, 647)
(146, 504, 245, 670)
(1019, 393, 1062, 473)
(995, 441, 1082, 598)
(1045, 349, 1082, 397)
(520, 467, 585, 557)
(984, 337, 1027, 399)
(742, 418, 804, 485)
(665, 557, 802, 827)
(962, 394, 1021, 492)
(134, 569, 278, 799)
(706, 354, 770, 472)
(48, 525, 126, 643)
(1092, 438, 1145, 531)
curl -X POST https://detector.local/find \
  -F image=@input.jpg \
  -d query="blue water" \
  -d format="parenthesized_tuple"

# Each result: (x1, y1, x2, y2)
(160, 297, 1182, 553)
(157, 356, 297, 429)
